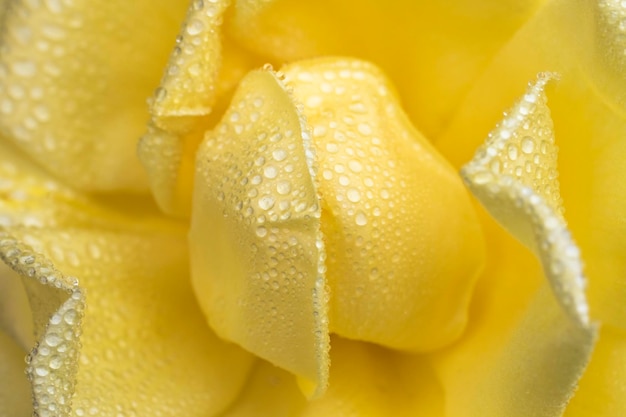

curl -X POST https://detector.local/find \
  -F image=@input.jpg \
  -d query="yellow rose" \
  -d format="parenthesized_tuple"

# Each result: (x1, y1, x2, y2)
(0, 0, 623, 416)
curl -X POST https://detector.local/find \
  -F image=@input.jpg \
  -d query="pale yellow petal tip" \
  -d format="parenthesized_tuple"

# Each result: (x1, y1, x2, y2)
(149, 0, 229, 133)
(461, 72, 590, 327)
(0, 232, 85, 416)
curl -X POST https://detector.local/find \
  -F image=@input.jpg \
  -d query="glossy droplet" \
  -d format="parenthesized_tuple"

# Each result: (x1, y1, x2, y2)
(521, 136, 535, 154)
(186, 19, 205, 36)
(355, 211, 368, 226)
(258, 195, 275, 210)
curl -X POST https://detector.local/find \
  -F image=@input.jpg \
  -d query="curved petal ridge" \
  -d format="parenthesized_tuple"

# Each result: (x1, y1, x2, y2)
(434, 73, 600, 417)
(190, 68, 329, 398)
(462, 73, 588, 326)
(149, 0, 230, 130)
(0, 232, 84, 417)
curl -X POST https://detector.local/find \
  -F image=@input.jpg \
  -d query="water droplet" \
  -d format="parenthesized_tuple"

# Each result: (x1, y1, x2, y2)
(49, 355, 62, 370)
(186, 19, 205, 36)
(347, 188, 361, 203)
(521, 136, 535, 154)
(507, 144, 518, 161)
(12, 60, 36, 77)
(264, 166, 278, 179)
(155, 87, 167, 102)
(272, 149, 287, 161)
(326, 143, 338, 153)
(355, 211, 368, 226)
(35, 366, 49, 376)
(45, 333, 62, 347)
(348, 160, 362, 173)
(258, 195, 275, 210)
(276, 181, 291, 195)
(357, 123, 372, 135)
(188, 63, 201, 76)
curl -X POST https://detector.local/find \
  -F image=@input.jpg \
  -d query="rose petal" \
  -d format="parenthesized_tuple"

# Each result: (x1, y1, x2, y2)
(0, 139, 254, 416)
(461, 74, 588, 325)
(190, 68, 330, 397)
(431, 75, 597, 417)
(0, 0, 189, 191)
(436, 0, 626, 332)
(283, 58, 485, 352)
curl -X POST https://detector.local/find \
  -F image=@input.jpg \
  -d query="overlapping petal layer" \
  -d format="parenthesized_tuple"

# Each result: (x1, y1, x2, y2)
(432, 1, 626, 410)
(436, 0, 626, 333)
(0, 140, 254, 416)
(0, 0, 189, 191)
(189, 58, 485, 401)
(432, 75, 597, 416)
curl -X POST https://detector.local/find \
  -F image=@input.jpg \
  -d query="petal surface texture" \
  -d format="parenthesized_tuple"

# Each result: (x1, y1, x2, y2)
(283, 58, 484, 352)
(190, 68, 330, 397)
(432, 74, 597, 417)
(0, 139, 254, 416)
(0, 0, 188, 191)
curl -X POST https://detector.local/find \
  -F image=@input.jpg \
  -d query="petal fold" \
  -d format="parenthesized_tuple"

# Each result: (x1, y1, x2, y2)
(189, 68, 329, 397)
(218, 360, 306, 417)
(461, 74, 588, 325)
